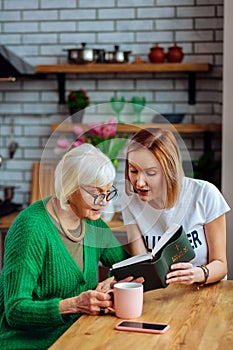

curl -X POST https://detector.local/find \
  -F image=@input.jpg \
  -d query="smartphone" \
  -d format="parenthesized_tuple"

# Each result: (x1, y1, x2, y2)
(115, 321, 170, 334)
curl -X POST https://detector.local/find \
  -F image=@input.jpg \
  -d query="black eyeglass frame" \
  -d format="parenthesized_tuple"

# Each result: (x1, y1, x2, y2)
(81, 185, 118, 205)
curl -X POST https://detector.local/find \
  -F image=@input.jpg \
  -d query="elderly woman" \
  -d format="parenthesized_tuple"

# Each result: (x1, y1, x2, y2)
(0, 144, 137, 350)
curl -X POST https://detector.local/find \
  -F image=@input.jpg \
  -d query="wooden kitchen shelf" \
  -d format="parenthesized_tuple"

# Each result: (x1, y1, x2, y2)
(51, 122, 221, 152)
(35, 62, 211, 105)
(35, 62, 210, 74)
(51, 122, 221, 134)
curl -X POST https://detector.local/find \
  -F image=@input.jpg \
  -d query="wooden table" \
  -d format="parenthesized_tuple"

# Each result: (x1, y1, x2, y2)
(48, 281, 233, 350)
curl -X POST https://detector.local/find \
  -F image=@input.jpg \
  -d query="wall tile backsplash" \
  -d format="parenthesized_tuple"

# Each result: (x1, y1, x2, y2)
(0, 0, 223, 205)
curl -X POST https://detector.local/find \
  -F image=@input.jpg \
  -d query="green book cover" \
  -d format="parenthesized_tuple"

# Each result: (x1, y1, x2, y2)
(110, 225, 195, 292)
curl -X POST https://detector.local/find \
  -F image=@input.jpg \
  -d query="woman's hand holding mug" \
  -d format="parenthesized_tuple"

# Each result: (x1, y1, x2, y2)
(106, 282, 144, 319)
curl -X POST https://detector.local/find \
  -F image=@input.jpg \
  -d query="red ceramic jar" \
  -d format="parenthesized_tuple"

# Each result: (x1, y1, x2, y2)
(148, 44, 165, 63)
(166, 43, 184, 63)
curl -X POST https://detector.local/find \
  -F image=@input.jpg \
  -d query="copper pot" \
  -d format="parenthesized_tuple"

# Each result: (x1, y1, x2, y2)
(148, 44, 165, 63)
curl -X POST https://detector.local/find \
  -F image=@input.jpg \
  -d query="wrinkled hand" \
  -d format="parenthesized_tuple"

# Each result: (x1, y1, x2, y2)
(166, 262, 196, 285)
(73, 290, 113, 315)
(59, 289, 114, 316)
(96, 277, 115, 292)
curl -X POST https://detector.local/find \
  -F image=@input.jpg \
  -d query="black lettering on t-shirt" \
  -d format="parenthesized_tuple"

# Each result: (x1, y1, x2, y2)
(147, 231, 202, 252)
(187, 230, 202, 249)
(145, 235, 161, 252)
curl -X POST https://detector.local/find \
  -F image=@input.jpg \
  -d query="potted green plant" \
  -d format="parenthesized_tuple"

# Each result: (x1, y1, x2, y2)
(66, 89, 90, 120)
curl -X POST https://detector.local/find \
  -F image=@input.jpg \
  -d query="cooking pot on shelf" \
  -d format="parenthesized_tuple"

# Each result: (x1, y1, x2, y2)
(64, 43, 97, 64)
(166, 43, 184, 63)
(105, 45, 131, 63)
(148, 43, 165, 63)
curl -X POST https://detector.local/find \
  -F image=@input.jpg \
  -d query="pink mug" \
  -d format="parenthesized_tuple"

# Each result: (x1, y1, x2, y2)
(107, 282, 143, 319)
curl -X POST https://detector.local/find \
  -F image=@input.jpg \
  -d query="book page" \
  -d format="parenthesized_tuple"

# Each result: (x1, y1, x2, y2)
(112, 253, 152, 269)
(111, 223, 180, 269)
(151, 223, 180, 257)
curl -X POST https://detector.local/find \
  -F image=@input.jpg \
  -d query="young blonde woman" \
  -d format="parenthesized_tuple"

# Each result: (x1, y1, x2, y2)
(121, 128, 230, 288)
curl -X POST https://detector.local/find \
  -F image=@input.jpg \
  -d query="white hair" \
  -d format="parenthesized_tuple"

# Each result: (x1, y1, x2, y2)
(54, 143, 116, 209)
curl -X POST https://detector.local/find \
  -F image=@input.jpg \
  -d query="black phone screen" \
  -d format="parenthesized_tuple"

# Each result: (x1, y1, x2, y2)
(119, 321, 168, 331)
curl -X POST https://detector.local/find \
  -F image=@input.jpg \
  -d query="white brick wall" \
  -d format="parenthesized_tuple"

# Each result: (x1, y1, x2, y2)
(0, 0, 223, 205)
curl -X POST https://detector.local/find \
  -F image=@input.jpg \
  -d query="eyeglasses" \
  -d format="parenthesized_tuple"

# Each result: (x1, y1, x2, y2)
(81, 185, 118, 205)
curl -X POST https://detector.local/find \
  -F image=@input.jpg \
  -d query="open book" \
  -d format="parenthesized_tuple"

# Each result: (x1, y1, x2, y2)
(110, 224, 195, 292)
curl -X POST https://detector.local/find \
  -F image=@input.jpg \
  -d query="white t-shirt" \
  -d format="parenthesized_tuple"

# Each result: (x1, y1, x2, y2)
(121, 177, 230, 266)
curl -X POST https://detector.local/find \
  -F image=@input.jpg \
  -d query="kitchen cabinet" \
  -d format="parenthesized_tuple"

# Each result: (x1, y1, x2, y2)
(35, 62, 210, 105)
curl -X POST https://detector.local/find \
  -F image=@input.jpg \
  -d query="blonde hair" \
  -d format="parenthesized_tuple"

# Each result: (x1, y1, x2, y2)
(54, 143, 116, 209)
(125, 128, 184, 208)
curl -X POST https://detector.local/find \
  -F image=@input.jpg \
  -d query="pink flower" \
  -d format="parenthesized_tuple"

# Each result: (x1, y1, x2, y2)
(73, 125, 84, 136)
(71, 136, 86, 148)
(108, 117, 118, 126)
(57, 139, 70, 149)
(101, 125, 116, 138)
(55, 118, 125, 169)
(88, 122, 104, 136)
(88, 119, 117, 138)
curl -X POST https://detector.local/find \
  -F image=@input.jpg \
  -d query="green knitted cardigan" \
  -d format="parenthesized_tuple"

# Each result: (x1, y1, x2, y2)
(0, 198, 129, 350)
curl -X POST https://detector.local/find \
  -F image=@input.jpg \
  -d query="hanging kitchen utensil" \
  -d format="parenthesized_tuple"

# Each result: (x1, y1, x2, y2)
(8, 141, 18, 159)
(8, 119, 18, 159)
